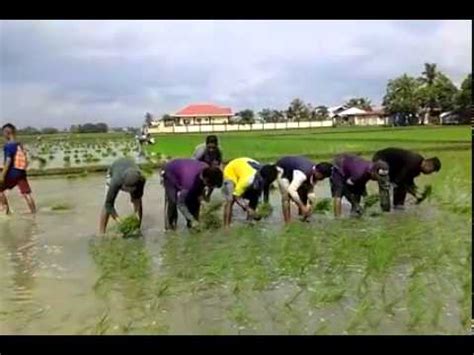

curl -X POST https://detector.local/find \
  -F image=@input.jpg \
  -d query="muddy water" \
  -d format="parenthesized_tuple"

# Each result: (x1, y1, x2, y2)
(0, 175, 469, 334)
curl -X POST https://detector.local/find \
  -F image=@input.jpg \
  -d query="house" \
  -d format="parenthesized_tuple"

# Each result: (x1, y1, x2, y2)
(335, 106, 387, 126)
(168, 103, 233, 126)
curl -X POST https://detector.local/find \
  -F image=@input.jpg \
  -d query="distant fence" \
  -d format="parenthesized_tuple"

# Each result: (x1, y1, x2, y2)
(149, 120, 334, 134)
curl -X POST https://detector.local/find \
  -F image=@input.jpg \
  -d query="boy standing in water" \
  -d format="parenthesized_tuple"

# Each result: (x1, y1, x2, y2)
(0, 123, 36, 215)
(275, 156, 333, 223)
(99, 157, 146, 234)
(330, 153, 390, 217)
(162, 158, 223, 231)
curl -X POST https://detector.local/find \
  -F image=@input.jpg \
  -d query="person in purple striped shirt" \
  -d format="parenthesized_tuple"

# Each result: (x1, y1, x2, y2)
(330, 154, 390, 217)
(162, 158, 223, 231)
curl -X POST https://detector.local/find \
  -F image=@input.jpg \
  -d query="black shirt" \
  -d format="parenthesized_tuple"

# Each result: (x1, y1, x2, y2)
(372, 148, 423, 187)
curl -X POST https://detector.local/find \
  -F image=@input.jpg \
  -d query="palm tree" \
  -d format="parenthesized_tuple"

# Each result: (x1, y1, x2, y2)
(419, 63, 438, 123)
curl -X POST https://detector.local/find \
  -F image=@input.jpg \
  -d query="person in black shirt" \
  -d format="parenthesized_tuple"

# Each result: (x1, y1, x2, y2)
(372, 147, 441, 209)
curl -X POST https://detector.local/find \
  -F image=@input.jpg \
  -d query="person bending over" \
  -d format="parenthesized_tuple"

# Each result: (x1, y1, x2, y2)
(163, 158, 223, 230)
(330, 154, 390, 217)
(99, 158, 146, 234)
(222, 157, 278, 228)
(276, 155, 332, 223)
(372, 147, 441, 209)
(0, 123, 36, 215)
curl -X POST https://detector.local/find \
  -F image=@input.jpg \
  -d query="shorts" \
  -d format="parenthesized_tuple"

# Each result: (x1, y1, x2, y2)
(0, 175, 32, 194)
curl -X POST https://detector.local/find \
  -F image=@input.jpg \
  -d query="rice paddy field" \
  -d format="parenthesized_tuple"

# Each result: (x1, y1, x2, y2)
(0, 126, 471, 334)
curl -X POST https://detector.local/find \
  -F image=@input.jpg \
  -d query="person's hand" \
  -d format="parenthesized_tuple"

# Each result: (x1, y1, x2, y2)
(300, 204, 312, 218)
(189, 219, 201, 231)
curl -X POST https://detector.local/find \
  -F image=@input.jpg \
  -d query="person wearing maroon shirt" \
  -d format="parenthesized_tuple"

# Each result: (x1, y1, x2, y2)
(330, 153, 390, 217)
(372, 147, 441, 209)
(276, 156, 333, 223)
(162, 158, 223, 231)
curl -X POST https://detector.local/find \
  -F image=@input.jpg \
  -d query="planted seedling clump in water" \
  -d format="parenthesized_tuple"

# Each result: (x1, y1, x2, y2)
(116, 215, 142, 238)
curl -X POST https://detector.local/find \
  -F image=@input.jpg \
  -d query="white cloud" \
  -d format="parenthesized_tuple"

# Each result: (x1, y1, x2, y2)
(0, 20, 471, 128)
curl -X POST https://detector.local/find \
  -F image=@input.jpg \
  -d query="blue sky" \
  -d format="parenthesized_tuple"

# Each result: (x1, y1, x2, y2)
(0, 20, 471, 128)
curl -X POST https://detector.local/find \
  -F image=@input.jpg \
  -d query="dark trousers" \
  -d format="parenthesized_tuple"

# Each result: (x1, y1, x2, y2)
(393, 185, 408, 206)
(164, 180, 200, 230)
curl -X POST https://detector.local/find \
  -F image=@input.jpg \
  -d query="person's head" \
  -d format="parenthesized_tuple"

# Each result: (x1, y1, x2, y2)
(421, 157, 441, 174)
(205, 135, 219, 153)
(2, 123, 16, 140)
(121, 169, 145, 194)
(314, 162, 333, 181)
(201, 166, 223, 188)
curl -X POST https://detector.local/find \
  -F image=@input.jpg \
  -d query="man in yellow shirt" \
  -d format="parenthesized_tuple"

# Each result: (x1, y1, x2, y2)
(222, 157, 278, 227)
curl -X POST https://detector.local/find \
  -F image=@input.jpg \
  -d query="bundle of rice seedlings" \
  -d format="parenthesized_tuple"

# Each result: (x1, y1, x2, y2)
(416, 185, 432, 205)
(363, 194, 380, 209)
(116, 215, 141, 238)
(312, 198, 332, 214)
(51, 203, 72, 211)
(256, 202, 273, 219)
(200, 201, 223, 230)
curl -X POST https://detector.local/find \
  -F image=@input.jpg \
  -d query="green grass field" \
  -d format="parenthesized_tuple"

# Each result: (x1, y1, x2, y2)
(148, 126, 470, 161)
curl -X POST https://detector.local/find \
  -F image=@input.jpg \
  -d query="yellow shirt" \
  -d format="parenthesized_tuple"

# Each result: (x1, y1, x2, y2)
(224, 157, 259, 197)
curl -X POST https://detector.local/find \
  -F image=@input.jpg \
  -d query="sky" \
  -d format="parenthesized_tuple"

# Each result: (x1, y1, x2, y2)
(0, 20, 471, 128)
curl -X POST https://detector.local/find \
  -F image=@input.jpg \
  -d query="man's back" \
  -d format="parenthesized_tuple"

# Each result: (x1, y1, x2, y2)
(373, 148, 423, 182)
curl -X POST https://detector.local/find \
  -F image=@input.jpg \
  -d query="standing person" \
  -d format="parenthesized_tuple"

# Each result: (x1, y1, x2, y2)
(162, 158, 223, 231)
(99, 157, 146, 234)
(192, 135, 223, 168)
(222, 157, 278, 227)
(330, 154, 390, 217)
(276, 156, 333, 223)
(372, 147, 441, 209)
(0, 123, 36, 215)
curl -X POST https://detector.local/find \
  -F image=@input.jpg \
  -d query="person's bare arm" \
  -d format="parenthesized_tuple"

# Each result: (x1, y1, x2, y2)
(333, 197, 342, 217)
(132, 198, 143, 227)
(0, 157, 11, 183)
(223, 199, 235, 228)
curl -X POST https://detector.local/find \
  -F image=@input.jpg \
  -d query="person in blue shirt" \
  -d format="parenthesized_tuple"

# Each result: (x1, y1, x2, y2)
(0, 123, 36, 215)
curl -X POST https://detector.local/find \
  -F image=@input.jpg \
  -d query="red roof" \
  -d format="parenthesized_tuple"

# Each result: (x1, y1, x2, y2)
(173, 104, 232, 117)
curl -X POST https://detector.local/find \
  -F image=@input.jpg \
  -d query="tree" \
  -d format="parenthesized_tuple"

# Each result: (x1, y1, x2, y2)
(313, 105, 329, 121)
(345, 97, 372, 111)
(145, 112, 154, 127)
(18, 126, 39, 135)
(286, 98, 311, 121)
(236, 109, 255, 124)
(41, 127, 59, 134)
(418, 63, 459, 122)
(455, 73, 472, 111)
(70, 122, 109, 133)
(383, 74, 422, 125)
(258, 109, 286, 123)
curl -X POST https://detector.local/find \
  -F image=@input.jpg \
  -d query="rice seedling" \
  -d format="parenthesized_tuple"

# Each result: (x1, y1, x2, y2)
(255, 202, 273, 219)
(312, 198, 332, 213)
(116, 215, 142, 238)
(200, 201, 223, 230)
(51, 203, 72, 211)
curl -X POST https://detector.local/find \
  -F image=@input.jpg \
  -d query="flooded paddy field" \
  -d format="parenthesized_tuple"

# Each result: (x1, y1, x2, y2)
(0, 148, 470, 334)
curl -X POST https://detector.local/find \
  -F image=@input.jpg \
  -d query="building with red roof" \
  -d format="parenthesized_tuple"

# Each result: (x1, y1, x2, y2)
(169, 103, 233, 126)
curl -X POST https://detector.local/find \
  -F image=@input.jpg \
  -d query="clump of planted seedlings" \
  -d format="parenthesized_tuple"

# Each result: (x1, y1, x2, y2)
(116, 215, 141, 238)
